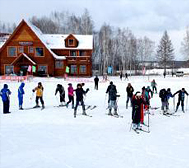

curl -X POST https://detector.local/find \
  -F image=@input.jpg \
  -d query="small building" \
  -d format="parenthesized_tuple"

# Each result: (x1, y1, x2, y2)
(0, 20, 93, 77)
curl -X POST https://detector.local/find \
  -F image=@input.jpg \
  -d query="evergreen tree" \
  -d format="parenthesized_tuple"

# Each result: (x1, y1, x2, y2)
(156, 31, 175, 74)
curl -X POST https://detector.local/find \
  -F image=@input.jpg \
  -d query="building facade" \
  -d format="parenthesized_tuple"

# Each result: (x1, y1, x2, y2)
(0, 20, 93, 77)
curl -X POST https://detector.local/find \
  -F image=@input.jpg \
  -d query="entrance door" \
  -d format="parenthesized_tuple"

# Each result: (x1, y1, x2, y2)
(20, 65, 28, 76)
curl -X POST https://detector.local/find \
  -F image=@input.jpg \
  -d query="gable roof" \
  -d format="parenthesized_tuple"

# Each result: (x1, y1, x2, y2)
(0, 20, 66, 60)
(11, 53, 36, 65)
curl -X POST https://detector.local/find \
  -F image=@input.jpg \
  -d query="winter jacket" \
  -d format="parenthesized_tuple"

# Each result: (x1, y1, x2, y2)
(0, 84, 11, 102)
(68, 86, 74, 96)
(132, 96, 145, 124)
(55, 84, 65, 96)
(173, 90, 188, 101)
(75, 88, 89, 101)
(18, 82, 25, 98)
(159, 89, 168, 102)
(94, 77, 99, 84)
(33, 86, 43, 97)
(126, 86, 134, 97)
(106, 84, 117, 101)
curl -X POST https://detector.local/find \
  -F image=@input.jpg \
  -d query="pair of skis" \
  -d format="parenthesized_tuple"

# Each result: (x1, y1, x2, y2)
(24, 106, 45, 111)
(85, 105, 97, 111)
(106, 113, 123, 118)
(132, 127, 150, 134)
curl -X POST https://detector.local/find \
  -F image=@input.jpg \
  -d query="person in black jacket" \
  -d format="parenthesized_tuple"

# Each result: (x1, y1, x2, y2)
(94, 75, 99, 90)
(173, 88, 188, 112)
(74, 83, 89, 117)
(55, 84, 65, 106)
(106, 81, 118, 115)
(159, 88, 168, 113)
(126, 83, 134, 109)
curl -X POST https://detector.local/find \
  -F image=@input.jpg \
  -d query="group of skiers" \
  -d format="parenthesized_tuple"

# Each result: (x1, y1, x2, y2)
(0, 79, 188, 127)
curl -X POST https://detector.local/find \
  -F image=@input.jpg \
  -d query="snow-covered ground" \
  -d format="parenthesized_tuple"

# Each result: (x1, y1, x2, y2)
(1, 75, 189, 168)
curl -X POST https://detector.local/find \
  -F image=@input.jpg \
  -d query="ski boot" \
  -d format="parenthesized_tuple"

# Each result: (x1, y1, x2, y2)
(19, 105, 24, 110)
(108, 109, 113, 116)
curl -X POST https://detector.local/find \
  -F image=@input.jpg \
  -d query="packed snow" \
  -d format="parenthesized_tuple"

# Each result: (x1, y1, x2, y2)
(1, 75, 189, 168)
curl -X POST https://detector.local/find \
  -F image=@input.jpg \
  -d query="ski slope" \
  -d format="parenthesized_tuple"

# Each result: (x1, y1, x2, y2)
(1, 75, 189, 168)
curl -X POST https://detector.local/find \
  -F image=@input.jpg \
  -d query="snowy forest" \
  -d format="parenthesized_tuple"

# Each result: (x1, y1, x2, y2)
(1, 9, 189, 75)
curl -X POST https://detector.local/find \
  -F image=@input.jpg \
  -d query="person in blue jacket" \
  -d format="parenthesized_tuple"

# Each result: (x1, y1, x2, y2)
(0, 84, 11, 114)
(18, 82, 25, 110)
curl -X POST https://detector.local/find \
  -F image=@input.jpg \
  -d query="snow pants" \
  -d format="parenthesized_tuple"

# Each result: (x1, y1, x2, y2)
(126, 96, 132, 108)
(18, 95, 23, 106)
(36, 96, 44, 106)
(3, 100, 10, 113)
(67, 95, 74, 108)
(74, 99, 85, 116)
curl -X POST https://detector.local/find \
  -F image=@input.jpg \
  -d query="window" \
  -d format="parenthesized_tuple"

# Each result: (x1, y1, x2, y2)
(70, 65, 77, 74)
(80, 65, 86, 74)
(8, 47, 17, 56)
(70, 50, 76, 56)
(35, 47, 44, 56)
(68, 39, 74, 46)
(18, 46, 24, 53)
(79, 50, 85, 56)
(28, 46, 34, 53)
(38, 65, 47, 73)
(55, 61, 63, 69)
(5, 65, 14, 74)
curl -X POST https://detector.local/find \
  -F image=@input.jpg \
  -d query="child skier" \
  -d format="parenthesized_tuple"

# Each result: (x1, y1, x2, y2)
(0, 84, 11, 114)
(132, 91, 145, 130)
(18, 82, 25, 110)
(55, 84, 65, 106)
(74, 83, 89, 117)
(166, 88, 173, 110)
(173, 88, 188, 112)
(126, 83, 134, 109)
(151, 79, 157, 93)
(106, 81, 118, 115)
(32, 82, 45, 109)
(159, 88, 168, 113)
(66, 83, 74, 108)
(144, 86, 153, 110)
(94, 76, 99, 90)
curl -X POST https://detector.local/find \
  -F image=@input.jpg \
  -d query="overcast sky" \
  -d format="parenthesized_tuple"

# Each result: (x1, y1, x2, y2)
(1, 0, 189, 60)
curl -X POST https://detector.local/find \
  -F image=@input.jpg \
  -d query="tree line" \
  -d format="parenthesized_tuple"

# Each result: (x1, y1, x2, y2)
(0, 9, 189, 75)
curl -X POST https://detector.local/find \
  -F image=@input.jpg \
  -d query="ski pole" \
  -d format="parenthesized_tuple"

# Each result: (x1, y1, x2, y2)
(186, 96, 188, 112)
(55, 95, 59, 105)
(173, 96, 175, 111)
(148, 110, 150, 133)
(104, 94, 107, 107)
(30, 92, 34, 101)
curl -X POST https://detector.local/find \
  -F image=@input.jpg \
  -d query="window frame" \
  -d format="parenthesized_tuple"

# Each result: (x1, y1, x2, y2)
(28, 46, 34, 53)
(18, 46, 24, 53)
(68, 39, 74, 46)
(4, 64, 14, 74)
(55, 61, 64, 69)
(79, 65, 87, 74)
(7, 46, 17, 57)
(70, 50, 77, 56)
(35, 47, 45, 57)
(70, 65, 77, 74)
(38, 64, 48, 74)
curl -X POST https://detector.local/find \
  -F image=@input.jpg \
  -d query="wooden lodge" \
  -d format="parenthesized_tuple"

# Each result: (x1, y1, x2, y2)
(0, 20, 93, 77)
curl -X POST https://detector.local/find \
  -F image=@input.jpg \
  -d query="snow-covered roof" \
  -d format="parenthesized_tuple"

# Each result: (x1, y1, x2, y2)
(25, 20, 66, 60)
(43, 34, 93, 50)
(0, 34, 10, 48)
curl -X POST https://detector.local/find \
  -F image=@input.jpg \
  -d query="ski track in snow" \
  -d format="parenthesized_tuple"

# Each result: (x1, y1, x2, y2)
(0, 75, 189, 168)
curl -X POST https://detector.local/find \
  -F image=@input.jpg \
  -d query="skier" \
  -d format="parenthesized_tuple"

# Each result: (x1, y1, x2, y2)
(126, 83, 134, 109)
(132, 91, 145, 130)
(120, 71, 123, 80)
(106, 81, 118, 115)
(144, 86, 153, 110)
(125, 72, 128, 80)
(173, 88, 188, 112)
(66, 83, 74, 109)
(32, 82, 45, 109)
(159, 88, 168, 113)
(55, 84, 65, 106)
(151, 79, 157, 93)
(166, 88, 173, 110)
(18, 82, 25, 110)
(74, 83, 89, 117)
(94, 75, 99, 90)
(0, 84, 11, 114)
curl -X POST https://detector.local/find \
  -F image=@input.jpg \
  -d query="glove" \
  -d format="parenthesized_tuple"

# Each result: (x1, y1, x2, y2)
(86, 88, 89, 92)
(32, 89, 35, 92)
